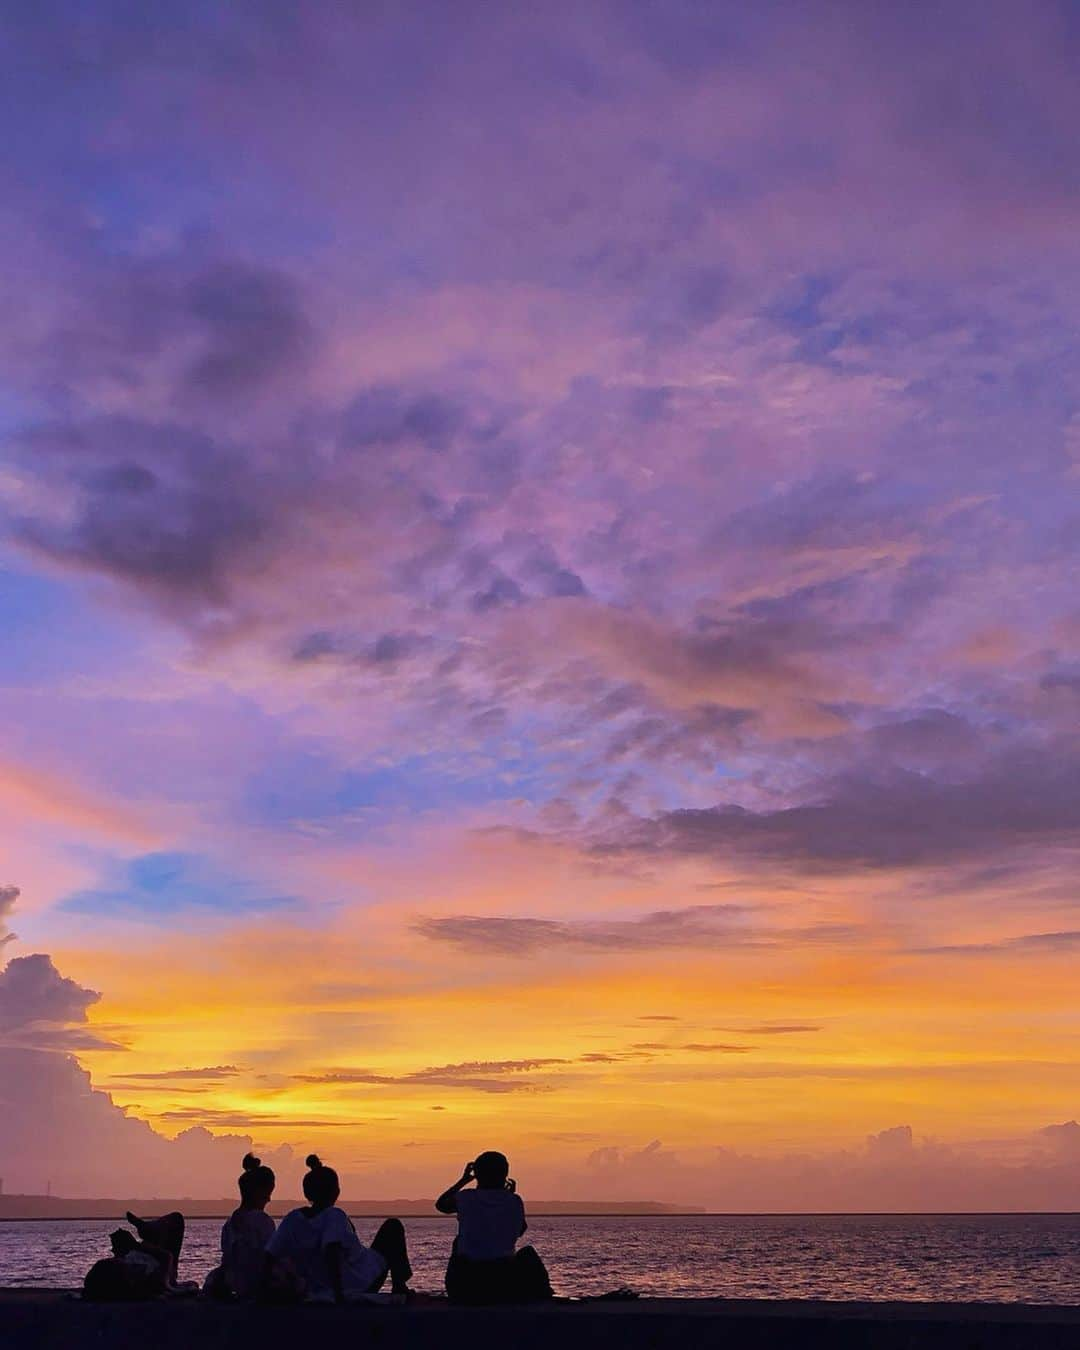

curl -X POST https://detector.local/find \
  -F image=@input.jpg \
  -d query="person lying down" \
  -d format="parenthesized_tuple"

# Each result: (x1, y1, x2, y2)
(83, 1211, 198, 1301)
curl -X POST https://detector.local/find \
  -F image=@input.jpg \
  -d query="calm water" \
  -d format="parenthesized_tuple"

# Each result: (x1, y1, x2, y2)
(2, 1214, 1080, 1302)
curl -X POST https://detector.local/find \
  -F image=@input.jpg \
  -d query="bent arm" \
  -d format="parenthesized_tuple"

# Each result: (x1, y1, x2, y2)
(435, 1184, 461, 1214)
(436, 1162, 474, 1214)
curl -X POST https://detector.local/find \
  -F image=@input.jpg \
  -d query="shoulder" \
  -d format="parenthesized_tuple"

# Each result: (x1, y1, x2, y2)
(499, 1190, 526, 1218)
(318, 1206, 353, 1237)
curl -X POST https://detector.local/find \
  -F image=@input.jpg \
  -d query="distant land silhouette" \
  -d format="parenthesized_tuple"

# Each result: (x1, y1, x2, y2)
(0, 1193, 704, 1221)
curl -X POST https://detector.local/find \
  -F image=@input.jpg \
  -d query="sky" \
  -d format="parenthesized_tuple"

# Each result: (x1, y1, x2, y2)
(2, 0, 1080, 1210)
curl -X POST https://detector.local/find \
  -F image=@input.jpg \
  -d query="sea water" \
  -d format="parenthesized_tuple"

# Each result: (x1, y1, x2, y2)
(2, 1213, 1080, 1301)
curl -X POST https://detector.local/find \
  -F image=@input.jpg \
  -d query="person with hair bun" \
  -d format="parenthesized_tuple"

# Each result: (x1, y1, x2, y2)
(266, 1153, 412, 1302)
(203, 1152, 277, 1299)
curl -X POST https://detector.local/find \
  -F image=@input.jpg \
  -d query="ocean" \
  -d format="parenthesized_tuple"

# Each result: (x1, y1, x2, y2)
(2, 1214, 1079, 1301)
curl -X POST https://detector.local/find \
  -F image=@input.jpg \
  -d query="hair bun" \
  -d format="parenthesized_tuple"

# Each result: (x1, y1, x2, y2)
(242, 1153, 261, 1171)
(305, 1154, 322, 1169)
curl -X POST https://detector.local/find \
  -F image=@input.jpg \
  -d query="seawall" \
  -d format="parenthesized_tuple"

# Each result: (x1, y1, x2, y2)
(3, 1292, 1080, 1350)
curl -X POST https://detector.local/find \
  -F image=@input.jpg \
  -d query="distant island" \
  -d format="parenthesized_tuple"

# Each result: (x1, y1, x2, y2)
(0, 1193, 704, 1220)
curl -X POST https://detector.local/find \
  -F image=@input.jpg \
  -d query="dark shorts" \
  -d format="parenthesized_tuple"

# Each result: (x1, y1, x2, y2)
(446, 1243, 553, 1305)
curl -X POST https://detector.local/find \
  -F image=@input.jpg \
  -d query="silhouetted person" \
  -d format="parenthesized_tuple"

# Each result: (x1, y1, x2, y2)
(83, 1253, 163, 1302)
(124, 1209, 186, 1283)
(83, 1213, 194, 1301)
(266, 1153, 412, 1301)
(203, 1152, 277, 1300)
(436, 1151, 553, 1304)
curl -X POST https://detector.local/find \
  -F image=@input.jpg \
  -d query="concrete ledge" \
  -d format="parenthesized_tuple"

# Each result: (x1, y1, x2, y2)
(4, 1292, 1080, 1350)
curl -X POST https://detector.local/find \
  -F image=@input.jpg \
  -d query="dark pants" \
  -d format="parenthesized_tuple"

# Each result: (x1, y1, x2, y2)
(446, 1242, 553, 1305)
(369, 1217, 413, 1292)
(130, 1211, 184, 1261)
(128, 1211, 185, 1281)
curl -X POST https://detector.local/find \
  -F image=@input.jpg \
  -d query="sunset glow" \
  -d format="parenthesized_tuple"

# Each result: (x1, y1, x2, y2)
(3, 1, 1080, 1211)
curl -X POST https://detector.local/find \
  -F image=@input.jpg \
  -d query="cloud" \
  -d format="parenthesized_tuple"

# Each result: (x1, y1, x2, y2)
(630, 1042, 753, 1054)
(0, 1046, 298, 1195)
(913, 931, 1080, 957)
(594, 747, 1080, 872)
(0, 953, 108, 1050)
(340, 385, 466, 453)
(555, 1121, 1080, 1212)
(108, 1065, 242, 1082)
(0, 765, 155, 845)
(298, 1057, 572, 1095)
(866, 1124, 914, 1159)
(726, 1024, 822, 1035)
(155, 1107, 342, 1128)
(415, 905, 743, 954)
(183, 261, 312, 398)
(12, 416, 272, 610)
(4, 0, 1080, 1202)
(0, 933, 304, 1193)
(1040, 1121, 1080, 1157)
(0, 885, 17, 945)
(415, 906, 860, 956)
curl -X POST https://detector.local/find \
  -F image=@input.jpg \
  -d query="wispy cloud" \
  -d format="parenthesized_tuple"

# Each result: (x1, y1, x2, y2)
(416, 907, 865, 956)
(298, 1057, 572, 1095)
(912, 931, 1080, 957)
(109, 1065, 242, 1082)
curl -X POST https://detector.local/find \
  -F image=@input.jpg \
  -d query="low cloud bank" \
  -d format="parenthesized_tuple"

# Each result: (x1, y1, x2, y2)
(0, 896, 293, 1196)
(554, 1126, 1080, 1213)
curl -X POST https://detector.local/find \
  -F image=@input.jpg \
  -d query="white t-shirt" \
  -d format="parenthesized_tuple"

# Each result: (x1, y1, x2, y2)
(455, 1189, 526, 1261)
(221, 1207, 276, 1298)
(267, 1206, 387, 1301)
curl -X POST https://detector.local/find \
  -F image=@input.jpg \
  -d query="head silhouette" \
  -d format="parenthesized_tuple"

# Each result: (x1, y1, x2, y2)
(238, 1152, 276, 1206)
(302, 1153, 340, 1209)
(109, 1228, 138, 1257)
(473, 1150, 510, 1188)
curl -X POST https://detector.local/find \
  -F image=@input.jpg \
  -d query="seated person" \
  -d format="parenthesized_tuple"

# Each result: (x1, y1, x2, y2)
(123, 1210, 186, 1285)
(436, 1151, 553, 1304)
(83, 1213, 193, 1301)
(267, 1154, 412, 1302)
(203, 1153, 277, 1300)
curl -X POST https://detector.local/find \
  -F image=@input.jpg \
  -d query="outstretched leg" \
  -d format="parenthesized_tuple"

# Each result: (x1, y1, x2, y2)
(370, 1217, 412, 1293)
